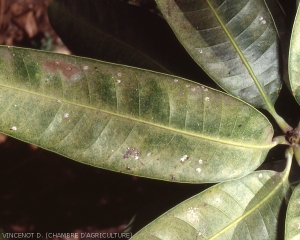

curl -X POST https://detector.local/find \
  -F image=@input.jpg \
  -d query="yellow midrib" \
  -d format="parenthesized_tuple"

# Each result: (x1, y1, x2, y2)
(209, 173, 286, 239)
(208, 148, 292, 239)
(205, 0, 275, 113)
(0, 83, 275, 149)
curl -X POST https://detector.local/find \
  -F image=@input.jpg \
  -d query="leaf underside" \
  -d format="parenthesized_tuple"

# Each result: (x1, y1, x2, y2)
(156, 0, 282, 109)
(289, 4, 300, 104)
(132, 170, 289, 239)
(285, 183, 300, 239)
(0, 46, 274, 183)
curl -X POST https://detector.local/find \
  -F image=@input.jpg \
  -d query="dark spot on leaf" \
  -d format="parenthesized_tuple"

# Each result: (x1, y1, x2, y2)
(123, 147, 141, 159)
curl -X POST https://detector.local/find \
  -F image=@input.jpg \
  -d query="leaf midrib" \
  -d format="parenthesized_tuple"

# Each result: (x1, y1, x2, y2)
(209, 170, 290, 239)
(0, 83, 275, 149)
(205, 0, 275, 112)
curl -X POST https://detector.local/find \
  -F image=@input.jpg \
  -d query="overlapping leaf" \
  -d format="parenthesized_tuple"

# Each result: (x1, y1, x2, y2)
(156, 0, 282, 110)
(131, 169, 290, 239)
(47, 0, 209, 82)
(285, 182, 300, 240)
(285, 183, 300, 239)
(289, 4, 300, 104)
(0, 46, 275, 183)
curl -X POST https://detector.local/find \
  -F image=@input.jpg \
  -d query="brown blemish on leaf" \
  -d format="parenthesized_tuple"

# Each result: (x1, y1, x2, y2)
(264, 126, 273, 142)
(43, 60, 81, 79)
(0, 49, 13, 61)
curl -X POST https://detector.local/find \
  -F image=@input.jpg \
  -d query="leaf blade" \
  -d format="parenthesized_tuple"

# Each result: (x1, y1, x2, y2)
(131, 169, 290, 239)
(0, 46, 275, 183)
(285, 183, 300, 240)
(289, 4, 300, 104)
(155, 0, 282, 110)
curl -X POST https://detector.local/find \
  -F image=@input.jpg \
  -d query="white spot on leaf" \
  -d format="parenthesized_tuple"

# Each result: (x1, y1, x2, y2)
(146, 152, 152, 157)
(216, 198, 221, 203)
(83, 66, 89, 70)
(174, 79, 178, 83)
(196, 168, 201, 173)
(198, 159, 203, 164)
(205, 97, 209, 101)
(258, 173, 263, 178)
(11, 126, 17, 131)
(187, 207, 199, 221)
(201, 86, 208, 91)
(180, 154, 189, 163)
(64, 113, 69, 118)
(116, 79, 121, 83)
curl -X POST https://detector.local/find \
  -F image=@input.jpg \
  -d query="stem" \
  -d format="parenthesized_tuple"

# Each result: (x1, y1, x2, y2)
(272, 135, 290, 145)
(284, 146, 293, 175)
(268, 108, 292, 133)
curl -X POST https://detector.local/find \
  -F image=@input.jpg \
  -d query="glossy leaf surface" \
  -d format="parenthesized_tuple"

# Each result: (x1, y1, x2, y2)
(289, 4, 300, 104)
(0, 46, 274, 183)
(285, 183, 300, 239)
(132, 169, 290, 239)
(156, 0, 282, 109)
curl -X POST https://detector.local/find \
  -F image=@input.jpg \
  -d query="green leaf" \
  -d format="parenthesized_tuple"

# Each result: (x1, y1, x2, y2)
(0, 46, 275, 183)
(285, 183, 300, 239)
(265, 0, 290, 89)
(155, 0, 282, 110)
(132, 169, 290, 239)
(47, 0, 208, 82)
(289, 4, 300, 105)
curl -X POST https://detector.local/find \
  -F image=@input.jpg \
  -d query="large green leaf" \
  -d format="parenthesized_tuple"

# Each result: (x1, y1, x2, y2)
(285, 183, 300, 239)
(47, 0, 209, 82)
(155, 0, 282, 110)
(0, 46, 275, 183)
(289, 4, 300, 105)
(131, 165, 291, 239)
